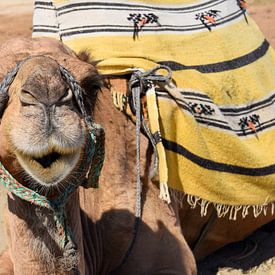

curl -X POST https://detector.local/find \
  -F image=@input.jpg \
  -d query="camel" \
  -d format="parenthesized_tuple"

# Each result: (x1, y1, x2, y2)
(0, 37, 196, 274)
(29, 0, 275, 268)
(0, 34, 274, 272)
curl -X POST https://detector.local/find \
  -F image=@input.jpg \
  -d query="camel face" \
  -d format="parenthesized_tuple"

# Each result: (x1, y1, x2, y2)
(0, 56, 86, 186)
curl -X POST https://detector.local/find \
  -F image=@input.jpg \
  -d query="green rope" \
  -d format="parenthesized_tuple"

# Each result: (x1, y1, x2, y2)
(0, 162, 73, 249)
(0, 131, 97, 248)
(0, 130, 103, 275)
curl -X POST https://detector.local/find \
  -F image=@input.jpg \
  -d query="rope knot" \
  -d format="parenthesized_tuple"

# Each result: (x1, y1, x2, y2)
(129, 65, 172, 91)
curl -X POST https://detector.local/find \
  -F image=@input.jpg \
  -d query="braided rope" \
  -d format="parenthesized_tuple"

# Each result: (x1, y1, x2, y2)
(0, 59, 30, 116)
(0, 132, 96, 247)
(59, 66, 87, 116)
(129, 65, 172, 217)
(0, 59, 28, 95)
(59, 65, 96, 131)
(0, 161, 75, 250)
(132, 75, 143, 219)
(110, 65, 172, 274)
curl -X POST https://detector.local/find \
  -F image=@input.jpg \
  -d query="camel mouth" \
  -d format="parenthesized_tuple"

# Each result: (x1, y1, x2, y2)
(15, 148, 81, 186)
(34, 152, 62, 168)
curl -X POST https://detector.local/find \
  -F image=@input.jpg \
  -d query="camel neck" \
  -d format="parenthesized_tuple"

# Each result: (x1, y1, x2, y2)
(6, 189, 86, 274)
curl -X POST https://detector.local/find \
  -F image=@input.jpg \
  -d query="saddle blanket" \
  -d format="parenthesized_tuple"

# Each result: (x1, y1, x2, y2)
(33, 0, 275, 219)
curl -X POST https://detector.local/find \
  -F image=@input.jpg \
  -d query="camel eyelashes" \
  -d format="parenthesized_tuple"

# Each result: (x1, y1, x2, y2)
(19, 89, 40, 106)
(20, 89, 36, 100)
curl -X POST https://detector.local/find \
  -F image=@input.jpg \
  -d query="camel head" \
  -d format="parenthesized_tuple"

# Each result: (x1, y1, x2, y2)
(0, 53, 101, 189)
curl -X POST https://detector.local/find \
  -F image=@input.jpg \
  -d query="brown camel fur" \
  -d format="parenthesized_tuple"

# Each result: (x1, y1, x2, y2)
(0, 37, 196, 274)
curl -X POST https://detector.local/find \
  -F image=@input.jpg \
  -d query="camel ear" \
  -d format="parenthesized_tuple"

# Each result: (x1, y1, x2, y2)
(82, 123, 105, 188)
(80, 72, 103, 115)
(0, 58, 22, 119)
(0, 89, 9, 118)
(0, 40, 27, 118)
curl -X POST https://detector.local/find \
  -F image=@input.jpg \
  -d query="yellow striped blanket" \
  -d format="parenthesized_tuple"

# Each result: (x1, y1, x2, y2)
(33, 0, 275, 219)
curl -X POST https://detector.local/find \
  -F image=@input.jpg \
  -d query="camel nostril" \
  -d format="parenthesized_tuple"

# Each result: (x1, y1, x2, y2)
(34, 152, 61, 168)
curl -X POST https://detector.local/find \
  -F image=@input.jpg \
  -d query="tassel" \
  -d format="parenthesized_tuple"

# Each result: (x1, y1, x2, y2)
(146, 85, 171, 204)
(159, 182, 171, 204)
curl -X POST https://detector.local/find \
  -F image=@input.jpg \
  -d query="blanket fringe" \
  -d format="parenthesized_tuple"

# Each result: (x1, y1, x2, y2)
(170, 189, 275, 220)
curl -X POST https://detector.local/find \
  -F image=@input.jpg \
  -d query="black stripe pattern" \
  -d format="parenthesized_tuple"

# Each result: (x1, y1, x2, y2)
(33, 0, 247, 38)
(158, 40, 270, 73)
(35, 0, 225, 13)
(156, 89, 275, 137)
(162, 139, 275, 176)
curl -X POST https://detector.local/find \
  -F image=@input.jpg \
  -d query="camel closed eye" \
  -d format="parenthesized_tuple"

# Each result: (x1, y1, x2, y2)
(57, 88, 73, 105)
(20, 89, 37, 105)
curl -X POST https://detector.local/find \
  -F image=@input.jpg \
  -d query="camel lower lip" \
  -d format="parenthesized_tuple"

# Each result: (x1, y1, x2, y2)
(15, 149, 81, 185)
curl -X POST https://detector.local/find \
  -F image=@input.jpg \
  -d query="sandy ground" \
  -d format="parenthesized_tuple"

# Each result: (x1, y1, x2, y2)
(0, 1, 274, 274)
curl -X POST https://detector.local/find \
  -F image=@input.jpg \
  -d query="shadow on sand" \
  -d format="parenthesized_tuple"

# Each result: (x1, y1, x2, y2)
(198, 221, 275, 274)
